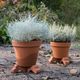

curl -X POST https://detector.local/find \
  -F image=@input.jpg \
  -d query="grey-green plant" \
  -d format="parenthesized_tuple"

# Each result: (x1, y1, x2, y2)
(7, 15, 49, 42)
(49, 23, 76, 42)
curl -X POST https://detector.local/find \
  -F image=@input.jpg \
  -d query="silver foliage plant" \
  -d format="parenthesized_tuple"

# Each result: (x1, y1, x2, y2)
(49, 23, 76, 42)
(7, 15, 49, 42)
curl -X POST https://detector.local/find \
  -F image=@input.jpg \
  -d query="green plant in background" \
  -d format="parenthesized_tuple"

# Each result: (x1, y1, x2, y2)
(57, 0, 80, 25)
(37, 2, 59, 24)
(0, 0, 80, 44)
(76, 26, 80, 40)
(32, 0, 62, 11)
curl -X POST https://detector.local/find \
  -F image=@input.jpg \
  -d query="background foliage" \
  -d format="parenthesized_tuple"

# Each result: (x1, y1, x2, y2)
(0, 0, 80, 44)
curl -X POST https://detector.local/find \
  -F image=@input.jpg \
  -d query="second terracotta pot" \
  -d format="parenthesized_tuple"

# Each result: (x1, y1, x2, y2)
(50, 42, 71, 59)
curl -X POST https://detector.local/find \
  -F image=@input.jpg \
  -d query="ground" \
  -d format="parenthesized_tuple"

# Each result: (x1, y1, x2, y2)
(0, 42, 80, 80)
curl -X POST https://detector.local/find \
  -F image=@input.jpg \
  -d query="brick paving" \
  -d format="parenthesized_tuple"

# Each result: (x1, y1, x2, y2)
(0, 42, 80, 80)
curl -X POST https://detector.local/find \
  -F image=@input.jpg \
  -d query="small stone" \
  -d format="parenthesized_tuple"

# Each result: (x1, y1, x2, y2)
(42, 76, 49, 80)
(54, 79, 59, 80)
(69, 69, 78, 76)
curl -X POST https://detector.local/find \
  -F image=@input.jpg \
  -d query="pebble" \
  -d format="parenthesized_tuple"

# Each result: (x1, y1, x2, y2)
(42, 76, 49, 80)
(69, 69, 78, 76)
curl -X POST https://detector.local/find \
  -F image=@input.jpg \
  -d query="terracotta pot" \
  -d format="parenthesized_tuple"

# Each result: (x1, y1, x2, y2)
(12, 40, 41, 67)
(50, 42, 71, 59)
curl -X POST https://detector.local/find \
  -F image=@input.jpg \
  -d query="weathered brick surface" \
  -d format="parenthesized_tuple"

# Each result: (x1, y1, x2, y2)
(0, 42, 80, 80)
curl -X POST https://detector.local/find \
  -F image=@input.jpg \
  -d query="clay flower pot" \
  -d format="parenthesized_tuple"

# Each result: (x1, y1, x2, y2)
(49, 42, 71, 65)
(50, 42, 71, 58)
(11, 40, 42, 73)
(49, 23, 76, 65)
(7, 15, 49, 73)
